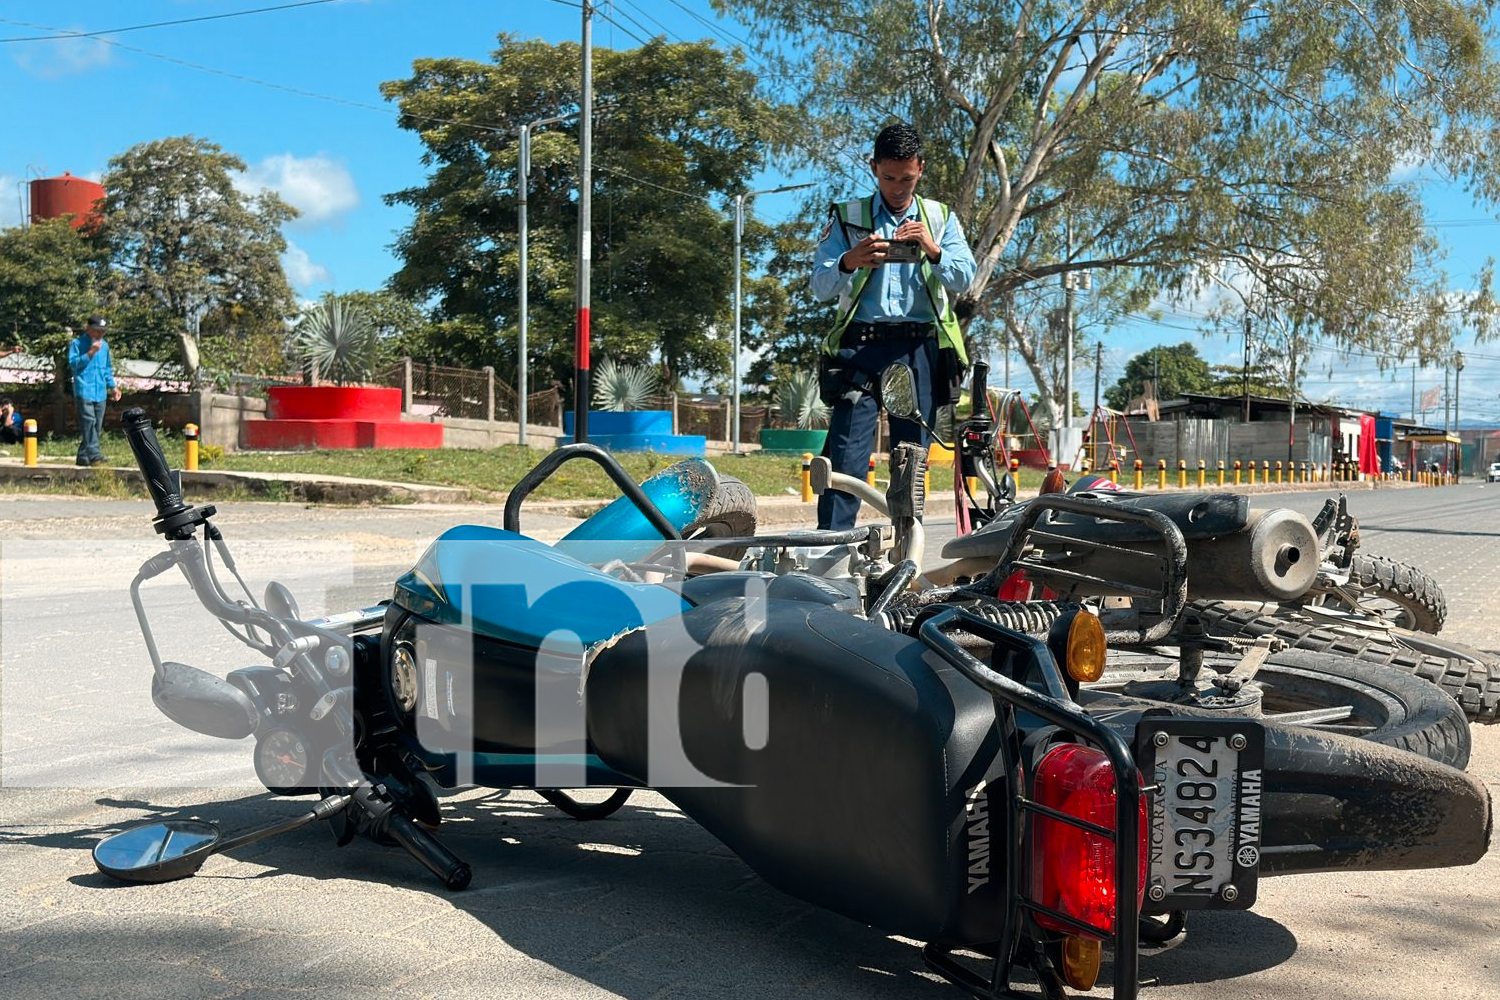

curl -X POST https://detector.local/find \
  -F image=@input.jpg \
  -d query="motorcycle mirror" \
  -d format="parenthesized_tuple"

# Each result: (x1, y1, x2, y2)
(93, 820, 221, 883)
(94, 793, 354, 886)
(1000, 472, 1018, 503)
(879, 364, 919, 420)
(264, 581, 300, 622)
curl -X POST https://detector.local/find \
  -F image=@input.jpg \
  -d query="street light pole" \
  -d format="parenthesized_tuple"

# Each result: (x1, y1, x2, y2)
(574, 0, 593, 443)
(517, 113, 572, 446)
(1455, 351, 1465, 479)
(732, 181, 813, 455)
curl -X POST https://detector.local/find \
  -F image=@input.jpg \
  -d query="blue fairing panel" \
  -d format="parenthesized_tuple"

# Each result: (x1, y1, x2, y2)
(393, 524, 691, 649)
(555, 458, 719, 565)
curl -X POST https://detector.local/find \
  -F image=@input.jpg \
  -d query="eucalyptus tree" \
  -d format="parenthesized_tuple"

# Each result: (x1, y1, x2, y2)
(716, 0, 1500, 413)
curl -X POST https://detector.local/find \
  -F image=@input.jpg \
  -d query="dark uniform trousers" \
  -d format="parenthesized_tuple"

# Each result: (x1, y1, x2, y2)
(817, 326, 940, 530)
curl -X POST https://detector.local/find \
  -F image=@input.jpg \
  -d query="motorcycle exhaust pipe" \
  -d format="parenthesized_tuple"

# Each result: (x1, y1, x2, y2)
(1041, 508, 1320, 603)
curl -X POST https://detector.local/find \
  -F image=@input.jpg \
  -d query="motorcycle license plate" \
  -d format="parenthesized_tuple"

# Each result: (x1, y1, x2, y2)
(1137, 718, 1264, 912)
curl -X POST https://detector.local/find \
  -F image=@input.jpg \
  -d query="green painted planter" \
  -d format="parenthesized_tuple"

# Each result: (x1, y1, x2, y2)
(759, 428, 828, 456)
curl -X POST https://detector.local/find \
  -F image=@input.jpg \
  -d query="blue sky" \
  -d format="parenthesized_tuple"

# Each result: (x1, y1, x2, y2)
(4, 1, 1499, 423)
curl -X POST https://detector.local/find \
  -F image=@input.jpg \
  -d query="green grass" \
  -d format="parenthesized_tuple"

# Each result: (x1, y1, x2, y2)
(21, 430, 1049, 502)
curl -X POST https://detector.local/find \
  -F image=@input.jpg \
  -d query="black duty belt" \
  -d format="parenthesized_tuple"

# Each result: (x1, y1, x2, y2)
(847, 321, 935, 343)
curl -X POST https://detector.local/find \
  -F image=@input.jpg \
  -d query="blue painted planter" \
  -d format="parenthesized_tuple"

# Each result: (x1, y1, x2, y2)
(563, 410, 672, 436)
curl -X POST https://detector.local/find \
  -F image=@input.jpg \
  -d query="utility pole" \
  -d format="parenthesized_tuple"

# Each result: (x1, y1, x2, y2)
(1242, 312, 1251, 423)
(518, 112, 573, 446)
(1455, 351, 1465, 479)
(573, 1, 593, 443)
(1092, 341, 1102, 468)
(1410, 363, 1416, 421)
(1443, 365, 1451, 433)
(732, 182, 813, 455)
(1287, 330, 1297, 468)
(1062, 217, 1074, 432)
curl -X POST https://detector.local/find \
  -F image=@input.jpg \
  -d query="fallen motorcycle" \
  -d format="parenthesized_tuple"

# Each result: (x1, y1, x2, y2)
(927, 363, 1500, 724)
(95, 409, 1491, 1000)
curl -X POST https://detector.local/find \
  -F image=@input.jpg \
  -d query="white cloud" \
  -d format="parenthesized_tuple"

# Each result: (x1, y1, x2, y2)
(12, 31, 112, 79)
(235, 153, 359, 227)
(283, 241, 330, 290)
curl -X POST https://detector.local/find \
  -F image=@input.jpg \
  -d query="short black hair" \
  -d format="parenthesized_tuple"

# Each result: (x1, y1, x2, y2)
(86, 315, 107, 329)
(0, 397, 12, 408)
(873, 122, 924, 163)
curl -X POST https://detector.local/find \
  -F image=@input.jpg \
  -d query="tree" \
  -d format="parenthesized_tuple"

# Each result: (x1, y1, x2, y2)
(742, 222, 833, 391)
(1104, 343, 1213, 410)
(96, 135, 298, 375)
(381, 36, 790, 391)
(715, 0, 1500, 412)
(0, 218, 104, 348)
(0, 219, 106, 392)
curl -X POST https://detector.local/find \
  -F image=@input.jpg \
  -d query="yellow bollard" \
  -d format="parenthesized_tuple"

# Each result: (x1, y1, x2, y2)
(1216, 460, 1225, 487)
(1109, 460, 1119, 485)
(1197, 459, 1206, 489)
(966, 474, 979, 495)
(23, 418, 37, 467)
(1274, 460, 1283, 484)
(1009, 457, 1021, 476)
(184, 422, 200, 472)
(1248, 461, 1257, 485)
(800, 452, 813, 503)
(1134, 459, 1144, 490)
(866, 455, 876, 487)
(1157, 459, 1167, 489)
(1233, 459, 1242, 486)
(1301, 462, 1309, 483)
(1177, 459, 1187, 489)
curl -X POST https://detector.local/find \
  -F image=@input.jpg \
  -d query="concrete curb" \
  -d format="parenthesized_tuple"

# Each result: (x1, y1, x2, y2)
(0, 459, 470, 505)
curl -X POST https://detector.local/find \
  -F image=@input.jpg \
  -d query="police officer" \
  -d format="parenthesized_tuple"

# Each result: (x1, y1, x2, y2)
(810, 122, 976, 530)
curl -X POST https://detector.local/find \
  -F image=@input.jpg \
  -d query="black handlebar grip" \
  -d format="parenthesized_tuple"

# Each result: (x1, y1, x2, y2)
(970, 361, 989, 419)
(122, 408, 190, 522)
(386, 811, 472, 891)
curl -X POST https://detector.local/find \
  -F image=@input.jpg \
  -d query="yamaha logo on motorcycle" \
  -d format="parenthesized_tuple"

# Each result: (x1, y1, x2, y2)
(91, 409, 1491, 1000)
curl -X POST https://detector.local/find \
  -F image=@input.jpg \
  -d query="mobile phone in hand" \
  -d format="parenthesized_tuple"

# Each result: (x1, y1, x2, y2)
(883, 239, 923, 264)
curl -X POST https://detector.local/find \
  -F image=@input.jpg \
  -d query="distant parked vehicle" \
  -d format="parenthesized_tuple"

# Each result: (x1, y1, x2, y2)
(1487, 462, 1500, 482)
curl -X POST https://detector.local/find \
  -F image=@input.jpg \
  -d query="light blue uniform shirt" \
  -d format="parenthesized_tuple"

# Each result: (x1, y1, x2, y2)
(68, 334, 116, 402)
(810, 193, 976, 324)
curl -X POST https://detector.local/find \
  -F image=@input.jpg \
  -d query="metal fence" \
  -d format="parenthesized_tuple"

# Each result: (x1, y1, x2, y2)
(375, 360, 562, 427)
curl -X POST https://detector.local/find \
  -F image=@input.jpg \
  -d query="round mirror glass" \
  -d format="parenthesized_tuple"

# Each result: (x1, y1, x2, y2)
(880, 364, 918, 419)
(94, 820, 220, 882)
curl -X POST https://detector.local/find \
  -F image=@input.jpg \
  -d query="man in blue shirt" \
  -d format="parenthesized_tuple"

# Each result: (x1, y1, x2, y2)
(810, 122, 976, 529)
(68, 316, 120, 466)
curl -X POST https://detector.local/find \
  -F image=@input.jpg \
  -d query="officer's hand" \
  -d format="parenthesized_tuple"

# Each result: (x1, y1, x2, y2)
(841, 233, 890, 270)
(894, 220, 940, 261)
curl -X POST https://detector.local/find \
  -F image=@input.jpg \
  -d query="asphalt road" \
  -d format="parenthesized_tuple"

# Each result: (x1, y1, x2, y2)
(1, 484, 1496, 1000)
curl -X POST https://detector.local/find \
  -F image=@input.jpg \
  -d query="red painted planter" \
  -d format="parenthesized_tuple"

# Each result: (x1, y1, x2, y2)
(267, 385, 403, 421)
(245, 385, 443, 451)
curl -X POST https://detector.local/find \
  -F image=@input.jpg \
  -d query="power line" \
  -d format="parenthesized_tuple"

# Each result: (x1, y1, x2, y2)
(0, 1, 345, 43)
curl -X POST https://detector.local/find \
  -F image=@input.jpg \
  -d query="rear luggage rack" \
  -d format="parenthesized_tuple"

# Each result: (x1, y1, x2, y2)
(985, 495, 1190, 646)
(917, 607, 1147, 1000)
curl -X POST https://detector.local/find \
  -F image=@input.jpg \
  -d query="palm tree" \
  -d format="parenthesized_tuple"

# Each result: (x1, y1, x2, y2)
(292, 296, 379, 386)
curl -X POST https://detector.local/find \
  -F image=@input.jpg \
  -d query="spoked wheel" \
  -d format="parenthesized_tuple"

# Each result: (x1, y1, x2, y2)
(1091, 647, 1471, 770)
(1308, 553, 1447, 633)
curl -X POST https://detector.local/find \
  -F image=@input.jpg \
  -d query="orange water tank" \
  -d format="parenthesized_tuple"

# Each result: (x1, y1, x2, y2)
(29, 172, 105, 229)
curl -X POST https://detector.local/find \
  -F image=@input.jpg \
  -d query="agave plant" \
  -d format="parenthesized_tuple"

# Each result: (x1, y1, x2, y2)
(292, 296, 380, 386)
(592, 356, 661, 411)
(777, 370, 829, 430)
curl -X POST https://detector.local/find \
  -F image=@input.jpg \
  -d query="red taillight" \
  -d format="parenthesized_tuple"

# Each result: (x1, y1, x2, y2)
(1029, 743, 1147, 939)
